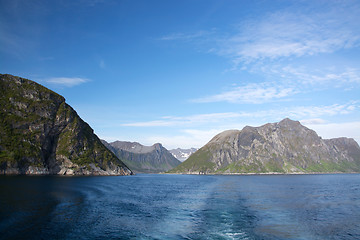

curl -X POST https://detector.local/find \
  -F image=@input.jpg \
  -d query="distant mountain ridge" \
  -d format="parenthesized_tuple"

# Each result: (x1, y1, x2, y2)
(0, 74, 132, 175)
(169, 118, 360, 174)
(170, 148, 198, 161)
(102, 140, 181, 173)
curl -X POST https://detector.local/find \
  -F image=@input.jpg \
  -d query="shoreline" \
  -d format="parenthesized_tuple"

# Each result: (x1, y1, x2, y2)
(2, 171, 360, 176)
(163, 171, 360, 176)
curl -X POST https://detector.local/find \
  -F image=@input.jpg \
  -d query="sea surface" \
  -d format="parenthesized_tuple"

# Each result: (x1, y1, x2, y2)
(0, 174, 359, 239)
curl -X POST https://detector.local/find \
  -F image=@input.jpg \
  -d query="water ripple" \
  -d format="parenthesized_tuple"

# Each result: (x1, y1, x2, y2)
(1, 174, 360, 239)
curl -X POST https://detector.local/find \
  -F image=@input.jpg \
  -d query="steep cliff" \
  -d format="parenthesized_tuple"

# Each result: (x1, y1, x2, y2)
(169, 118, 360, 174)
(102, 140, 181, 173)
(0, 74, 132, 175)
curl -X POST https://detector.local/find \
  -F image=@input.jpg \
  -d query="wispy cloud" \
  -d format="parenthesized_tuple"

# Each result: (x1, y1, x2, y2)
(160, 2, 360, 101)
(303, 121, 360, 144)
(145, 129, 224, 149)
(219, 3, 360, 64)
(156, 1, 360, 89)
(193, 83, 296, 104)
(118, 101, 359, 148)
(122, 101, 358, 128)
(45, 77, 89, 87)
(161, 2, 360, 65)
(300, 118, 327, 125)
(122, 120, 175, 127)
(254, 64, 360, 87)
(279, 66, 360, 87)
(121, 101, 360, 129)
(148, 121, 360, 149)
(0, 21, 37, 59)
(160, 30, 215, 41)
(243, 102, 358, 120)
(122, 112, 242, 127)
(286, 102, 358, 118)
(99, 59, 106, 69)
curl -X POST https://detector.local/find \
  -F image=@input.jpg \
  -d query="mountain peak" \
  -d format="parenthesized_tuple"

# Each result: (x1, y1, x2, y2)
(169, 148, 198, 162)
(169, 119, 360, 174)
(153, 143, 163, 148)
(242, 125, 256, 131)
(278, 118, 301, 126)
(103, 140, 180, 173)
(0, 74, 132, 175)
(210, 130, 241, 144)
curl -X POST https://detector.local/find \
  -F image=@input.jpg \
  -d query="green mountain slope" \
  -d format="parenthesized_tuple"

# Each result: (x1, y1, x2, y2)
(169, 118, 360, 174)
(0, 74, 132, 175)
(102, 140, 181, 173)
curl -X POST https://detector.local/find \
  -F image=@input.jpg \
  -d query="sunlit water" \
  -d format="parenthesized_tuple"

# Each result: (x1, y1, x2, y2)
(1, 174, 359, 239)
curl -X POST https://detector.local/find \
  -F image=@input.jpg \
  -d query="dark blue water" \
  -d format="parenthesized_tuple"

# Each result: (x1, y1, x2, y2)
(1, 174, 359, 239)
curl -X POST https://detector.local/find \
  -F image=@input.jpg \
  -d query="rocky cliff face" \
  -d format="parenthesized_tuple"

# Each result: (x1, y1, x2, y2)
(102, 140, 181, 173)
(169, 118, 360, 174)
(0, 74, 132, 175)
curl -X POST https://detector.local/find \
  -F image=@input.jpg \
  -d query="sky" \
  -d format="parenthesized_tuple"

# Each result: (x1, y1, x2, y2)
(1, 0, 360, 149)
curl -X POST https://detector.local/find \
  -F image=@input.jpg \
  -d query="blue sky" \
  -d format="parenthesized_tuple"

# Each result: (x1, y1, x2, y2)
(1, 0, 360, 149)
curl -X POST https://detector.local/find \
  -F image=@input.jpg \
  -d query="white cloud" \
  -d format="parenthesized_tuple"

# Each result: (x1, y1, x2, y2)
(122, 112, 242, 127)
(99, 59, 106, 69)
(274, 66, 360, 87)
(115, 101, 359, 148)
(243, 102, 358, 120)
(303, 121, 360, 144)
(160, 30, 215, 41)
(121, 101, 358, 130)
(46, 77, 89, 87)
(227, 102, 358, 121)
(160, 2, 360, 66)
(193, 83, 295, 104)
(145, 121, 360, 149)
(146, 129, 227, 149)
(121, 120, 176, 127)
(219, 4, 360, 63)
(236, 64, 360, 98)
(300, 118, 327, 125)
(286, 103, 359, 118)
(159, 2, 360, 98)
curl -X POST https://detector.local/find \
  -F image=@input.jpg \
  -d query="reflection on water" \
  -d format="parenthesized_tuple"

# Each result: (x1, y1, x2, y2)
(0, 174, 360, 239)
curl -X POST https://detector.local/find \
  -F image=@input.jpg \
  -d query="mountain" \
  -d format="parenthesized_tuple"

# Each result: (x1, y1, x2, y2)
(102, 140, 181, 173)
(169, 118, 360, 174)
(169, 148, 198, 161)
(0, 74, 132, 175)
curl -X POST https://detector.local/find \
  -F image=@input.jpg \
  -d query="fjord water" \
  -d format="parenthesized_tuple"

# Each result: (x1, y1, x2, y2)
(1, 174, 359, 239)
